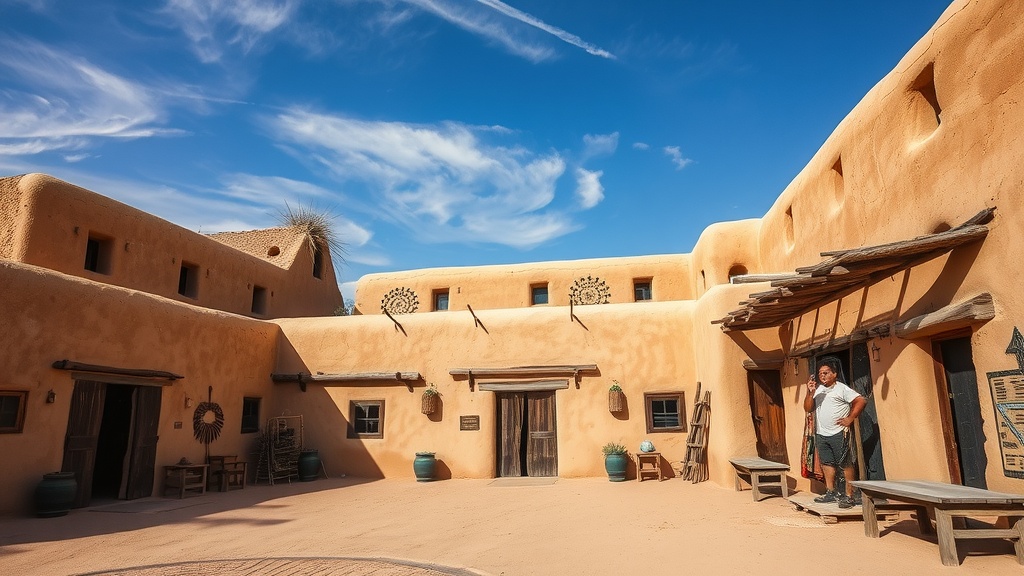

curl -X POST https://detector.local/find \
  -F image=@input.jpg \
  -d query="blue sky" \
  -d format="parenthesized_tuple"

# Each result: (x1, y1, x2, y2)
(1, 1, 951, 303)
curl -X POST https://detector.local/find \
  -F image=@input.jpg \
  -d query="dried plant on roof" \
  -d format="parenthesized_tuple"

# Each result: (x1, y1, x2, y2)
(277, 203, 347, 264)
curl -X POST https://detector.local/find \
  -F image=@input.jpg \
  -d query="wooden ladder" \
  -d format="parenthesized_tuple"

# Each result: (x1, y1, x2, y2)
(681, 383, 711, 483)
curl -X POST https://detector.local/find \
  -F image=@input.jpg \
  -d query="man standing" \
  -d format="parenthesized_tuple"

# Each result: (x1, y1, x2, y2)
(803, 360, 867, 508)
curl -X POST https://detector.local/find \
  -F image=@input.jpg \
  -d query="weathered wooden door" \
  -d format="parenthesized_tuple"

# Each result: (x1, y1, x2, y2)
(62, 380, 106, 508)
(497, 393, 525, 477)
(526, 391, 557, 476)
(747, 370, 788, 464)
(851, 342, 886, 480)
(125, 386, 161, 499)
(936, 336, 988, 488)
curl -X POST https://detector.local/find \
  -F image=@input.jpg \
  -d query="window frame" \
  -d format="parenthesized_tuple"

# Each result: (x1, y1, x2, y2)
(178, 261, 199, 298)
(433, 289, 450, 311)
(633, 279, 653, 302)
(348, 399, 385, 439)
(0, 391, 28, 434)
(644, 391, 685, 433)
(240, 397, 260, 434)
(531, 283, 549, 306)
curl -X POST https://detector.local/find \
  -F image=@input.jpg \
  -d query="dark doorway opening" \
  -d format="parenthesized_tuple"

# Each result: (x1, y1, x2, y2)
(92, 385, 134, 499)
(934, 335, 988, 488)
(496, 391, 557, 477)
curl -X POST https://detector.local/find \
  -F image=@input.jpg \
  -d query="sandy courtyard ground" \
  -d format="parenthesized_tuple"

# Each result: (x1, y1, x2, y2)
(0, 476, 1019, 575)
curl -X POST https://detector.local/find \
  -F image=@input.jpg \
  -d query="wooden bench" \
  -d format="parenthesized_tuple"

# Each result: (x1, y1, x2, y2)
(729, 457, 789, 501)
(208, 455, 248, 492)
(636, 452, 663, 482)
(163, 464, 208, 498)
(853, 480, 1024, 566)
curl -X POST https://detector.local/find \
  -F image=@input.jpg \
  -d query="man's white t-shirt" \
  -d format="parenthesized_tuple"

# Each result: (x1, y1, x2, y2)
(813, 381, 861, 436)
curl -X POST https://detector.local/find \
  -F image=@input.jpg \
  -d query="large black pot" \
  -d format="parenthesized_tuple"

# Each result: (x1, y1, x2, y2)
(298, 449, 320, 481)
(34, 472, 77, 517)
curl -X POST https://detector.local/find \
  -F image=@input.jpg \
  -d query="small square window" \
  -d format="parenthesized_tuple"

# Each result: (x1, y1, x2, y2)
(634, 280, 652, 302)
(433, 290, 449, 311)
(84, 233, 113, 274)
(313, 250, 323, 279)
(251, 285, 267, 315)
(644, 392, 685, 433)
(531, 284, 549, 305)
(348, 400, 385, 439)
(241, 397, 260, 433)
(0, 391, 28, 433)
(178, 262, 199, 298)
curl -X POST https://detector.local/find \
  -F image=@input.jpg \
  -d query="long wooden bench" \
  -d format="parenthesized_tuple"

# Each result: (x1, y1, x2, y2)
(729, 457, 789, 502)
(853, 480, 1024, 566)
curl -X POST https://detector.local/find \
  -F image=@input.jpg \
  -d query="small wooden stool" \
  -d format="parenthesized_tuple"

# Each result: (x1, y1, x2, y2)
(729, 457, 789, 501)
(636, 452, 663, 482)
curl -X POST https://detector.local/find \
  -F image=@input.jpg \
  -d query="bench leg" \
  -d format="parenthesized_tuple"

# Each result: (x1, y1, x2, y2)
(779, 474, 788, 499)
(1012, 516, 1024, 565)
(751, 473, 762, 501)
(862, 495, 880, 538)
(914, 506, 932, 535)
(935, 509, 960, 567)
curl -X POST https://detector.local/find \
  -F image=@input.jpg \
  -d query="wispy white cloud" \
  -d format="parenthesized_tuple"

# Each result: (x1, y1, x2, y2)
(632, 142, 649, 150)
(473, 0, 614, 59)
(161, 0, 298, 63)
(266, 108, 578, 249)
(581, 132, 618, 159)
(62, 153, 91, 163)
(0, 38, 181, 155)
(575, 168, 604, 209)
(663, 145, 693, 170)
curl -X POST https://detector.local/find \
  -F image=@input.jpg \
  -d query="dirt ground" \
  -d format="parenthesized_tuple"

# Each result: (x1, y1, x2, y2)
(0, 476, 1019, 575)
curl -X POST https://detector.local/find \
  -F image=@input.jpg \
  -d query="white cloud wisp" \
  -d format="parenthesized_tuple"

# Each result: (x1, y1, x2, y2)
(574, 168, 604, 209)
(664, 145, 694, 170)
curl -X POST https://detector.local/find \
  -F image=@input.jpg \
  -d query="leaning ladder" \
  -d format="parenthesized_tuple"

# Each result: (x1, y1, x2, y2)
(681, 384, 711, 483)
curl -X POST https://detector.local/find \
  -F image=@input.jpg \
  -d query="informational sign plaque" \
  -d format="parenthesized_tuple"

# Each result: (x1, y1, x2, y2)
(987, 327, 1024, 479)
(460, 415, 480, 431)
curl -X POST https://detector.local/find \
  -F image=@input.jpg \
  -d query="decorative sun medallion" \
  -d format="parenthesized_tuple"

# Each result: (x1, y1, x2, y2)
(381, 287, 419, 314)
(569, 275, 611, 305)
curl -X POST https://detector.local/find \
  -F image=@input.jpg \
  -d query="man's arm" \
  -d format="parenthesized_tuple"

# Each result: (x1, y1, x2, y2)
(803, 378, 817, 413)
(837, 395, 867, 427)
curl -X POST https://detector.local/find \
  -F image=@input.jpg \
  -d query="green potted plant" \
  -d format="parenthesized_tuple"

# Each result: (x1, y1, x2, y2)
(608, 380, 624, 412)
(602, 442, 629, 482)
(421, 383, 439, 415)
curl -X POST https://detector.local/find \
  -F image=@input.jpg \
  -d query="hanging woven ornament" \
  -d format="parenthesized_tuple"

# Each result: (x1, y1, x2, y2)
(193, 386, 224, 451)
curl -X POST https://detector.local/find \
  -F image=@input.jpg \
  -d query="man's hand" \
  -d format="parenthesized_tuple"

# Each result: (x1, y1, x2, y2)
(837, 415, 856, 427)
(806, 377, 817, 395)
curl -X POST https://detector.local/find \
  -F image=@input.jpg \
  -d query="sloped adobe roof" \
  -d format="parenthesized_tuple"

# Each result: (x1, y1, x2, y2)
(207, 227, 309, 269)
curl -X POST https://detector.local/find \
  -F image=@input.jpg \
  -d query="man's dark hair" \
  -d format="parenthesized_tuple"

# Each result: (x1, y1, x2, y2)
(817, 357, 841, 374)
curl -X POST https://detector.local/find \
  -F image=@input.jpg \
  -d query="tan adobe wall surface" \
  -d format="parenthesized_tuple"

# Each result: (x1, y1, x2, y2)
(0, 173, 343, 318)
(355, 254, 694, 315)
(272, 301, 698, 480)
(0, 261, 279, 515)
(0, 175, 23, 260)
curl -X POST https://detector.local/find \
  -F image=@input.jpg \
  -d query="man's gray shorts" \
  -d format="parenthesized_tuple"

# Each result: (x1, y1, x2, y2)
(815, 431, 851, 467)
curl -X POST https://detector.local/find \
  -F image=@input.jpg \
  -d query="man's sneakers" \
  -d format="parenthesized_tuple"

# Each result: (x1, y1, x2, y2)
(813, 490, 862, 508)
(813, 490, 837, 503)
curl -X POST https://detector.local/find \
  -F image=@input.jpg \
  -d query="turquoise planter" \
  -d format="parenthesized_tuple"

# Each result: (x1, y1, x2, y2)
(298, 449, 320, 481)
(413, 452, 436, 482)
(604, 453, 628, 482)
(34, 472, 77, 517)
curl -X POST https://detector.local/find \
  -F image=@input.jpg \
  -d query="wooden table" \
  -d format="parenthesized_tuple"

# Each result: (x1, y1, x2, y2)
(636, 452, 663, 482)
(729, 457, 789, 501)
(853, 480, 1024, 566)
(163, 464, 208, 498)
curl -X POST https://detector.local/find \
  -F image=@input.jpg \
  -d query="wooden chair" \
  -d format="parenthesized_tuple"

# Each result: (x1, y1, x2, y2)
(208, 455, 248, 491)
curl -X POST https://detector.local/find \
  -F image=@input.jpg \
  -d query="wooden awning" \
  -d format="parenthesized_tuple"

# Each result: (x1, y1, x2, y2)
(713, 208, 996, 332)
(449, 364, 599, 391)
(272, 371, 422, 392)
(52, 359, 183, 384)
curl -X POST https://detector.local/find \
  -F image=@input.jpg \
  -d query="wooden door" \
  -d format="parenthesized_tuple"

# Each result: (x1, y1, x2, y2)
(497, 393, 525, 477)
(851, 343, 886, 480)
(526, 391, 557, 477)
(125, 386, 162, 499)
(747, 370, 788, 464)
(936, 336, 988, 488)
(62, 380, 106, 508)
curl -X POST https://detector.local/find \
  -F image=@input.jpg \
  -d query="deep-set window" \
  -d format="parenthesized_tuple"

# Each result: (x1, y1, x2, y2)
(349, 400, 385, 439)
(0, 391, 28, 433)
(84, 233, 112, 274)
(178, 262, 199, 298)
(634, 280, 652, 301)
(644, 392, 684, 433)
(251, 285, 267, 315)
(241, 397, 260, 433)
(433, 290, 449, 311)
(313, 250, 323, 279)
(531, 284, 549, 305)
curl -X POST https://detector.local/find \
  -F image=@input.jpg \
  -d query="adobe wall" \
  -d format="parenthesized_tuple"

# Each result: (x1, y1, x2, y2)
(0, 173, 342, 319)
(0, 261, 279, 515)
(354, 254, 693, 314)
(272, 301, 698, 480)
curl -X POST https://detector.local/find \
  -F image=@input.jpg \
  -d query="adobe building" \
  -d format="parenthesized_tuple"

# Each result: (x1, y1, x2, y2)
(1, 0, 1023, 516)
